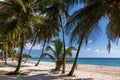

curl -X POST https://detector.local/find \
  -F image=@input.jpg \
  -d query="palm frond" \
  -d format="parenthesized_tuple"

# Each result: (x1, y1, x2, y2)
(41, 53, 55, 61)
(0, 1, 13, 20)
(106, 4, 120, 43)
(62, 0, 80, 9)
(53, 39, 63, 59)
(14, 0, 26, 13)
(66, 1, 107, 45)
(45, 46, 56, 54)
(65, 46, 76, 57)
(0, 19, 18, 35)
(32, 15, 59, 40)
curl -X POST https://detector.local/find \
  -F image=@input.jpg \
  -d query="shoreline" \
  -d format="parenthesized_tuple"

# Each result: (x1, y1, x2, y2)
(0, 61, 120, 80)
(28, 61, 120, 79)
(28, 60, 120, 68)
(29, 58, 120, 67)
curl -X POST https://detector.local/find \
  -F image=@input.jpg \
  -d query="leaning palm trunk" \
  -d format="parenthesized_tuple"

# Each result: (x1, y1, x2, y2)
(62, 27, 66, 73)
(35, 40, 46, 66)
(59, 16, 66, 74)
(24, 36, 37, 63)
(25, 44, 33, 63)
(14, 33, 24, 73)
(68, 35, 84, 76)
(24, 44, 33, 63)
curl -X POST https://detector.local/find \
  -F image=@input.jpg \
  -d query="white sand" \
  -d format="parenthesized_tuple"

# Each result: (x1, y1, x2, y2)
(0, 61, 120, 80)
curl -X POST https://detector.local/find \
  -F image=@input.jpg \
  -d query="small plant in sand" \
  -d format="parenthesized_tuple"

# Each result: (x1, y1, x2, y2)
(41, 39, 76, 71)
(5, 71, 25, 76)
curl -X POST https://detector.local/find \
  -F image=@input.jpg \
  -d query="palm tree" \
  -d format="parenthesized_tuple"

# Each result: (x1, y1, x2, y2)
(34, 0, 79, 72)
(24, 35, 37, 63)
(59, 16, 66, 73)
(65, 0, 120, 76)
(33, 16, 59, 66)
(6, 29, 20, 62)
(0, 0, 58, 72)
(8, 50, 18, 61)
(44, 0, 69, 73)
(66, 26, 101, 76)
(0, 0, 60, 71)
(0, 0, 35, 73)
(34, 40, 46, 66)
(51, 0, 84, 73)
(41, 39, 76, 71)
(2, 40, 8, 64)
(0, 35, 9, 64)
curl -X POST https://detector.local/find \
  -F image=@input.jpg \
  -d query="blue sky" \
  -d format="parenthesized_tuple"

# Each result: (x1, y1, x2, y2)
(7, 1, 119, 58)
(25, 18, 120, 58)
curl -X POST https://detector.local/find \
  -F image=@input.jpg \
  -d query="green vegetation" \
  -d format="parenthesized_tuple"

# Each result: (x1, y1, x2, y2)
(41, 39, 76, 71)
(65, 0, 120, 76)
(5, 71, 25, 76)
(72, 74, 76, 77)
(0, 72, 6, 76)
(23, 54, 32, 58)
(0, 0, 119, 77)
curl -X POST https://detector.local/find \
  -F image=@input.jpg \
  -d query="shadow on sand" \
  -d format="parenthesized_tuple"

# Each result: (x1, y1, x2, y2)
(0, 63, 31, 68)
(0, 68, 94, 80)
(0, 73, 94, 80)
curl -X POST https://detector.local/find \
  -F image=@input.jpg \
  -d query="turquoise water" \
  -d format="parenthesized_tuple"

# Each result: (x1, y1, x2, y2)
(29, 58, 120, 67)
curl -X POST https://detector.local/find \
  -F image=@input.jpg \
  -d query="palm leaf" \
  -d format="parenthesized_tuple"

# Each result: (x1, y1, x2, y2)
(41, 53, 55, 61)
(65, 1, 106, 45)
(18, 0, 26, 11)
(0, 19, 18, 35)
(45, 46, 56, 54)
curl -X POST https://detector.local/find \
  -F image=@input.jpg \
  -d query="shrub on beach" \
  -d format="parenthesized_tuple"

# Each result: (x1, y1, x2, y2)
(5, 71, 25, 75)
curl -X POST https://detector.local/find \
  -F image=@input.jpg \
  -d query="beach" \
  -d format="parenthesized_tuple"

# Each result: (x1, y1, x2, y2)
(0, 61, 120, 80)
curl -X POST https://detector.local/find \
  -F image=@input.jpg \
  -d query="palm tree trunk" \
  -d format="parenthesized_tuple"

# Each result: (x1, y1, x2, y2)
(1, 51, 4, 61)
(35, 40, 46, 66)
(14, 33, 24, 73)
(4, 51, 7, 65)
(24, 44, 33, 63)
(4, 40, 8, 65)
(68, 35, 84, 76)
(24, 36, 37, 63)
(59, 16, 66, 74)
(55, 61, 62, 71)
(62, 27, 66, 73)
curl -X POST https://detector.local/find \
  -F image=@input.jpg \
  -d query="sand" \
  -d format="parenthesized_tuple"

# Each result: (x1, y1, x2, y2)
(0, 61, 120, 80)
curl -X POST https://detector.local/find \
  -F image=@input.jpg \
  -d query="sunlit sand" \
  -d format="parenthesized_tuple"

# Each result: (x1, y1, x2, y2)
(0, 61, 120, 80)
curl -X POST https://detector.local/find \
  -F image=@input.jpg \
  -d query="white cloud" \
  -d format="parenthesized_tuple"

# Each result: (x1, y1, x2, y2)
(25, 43, 42, 50)
(65, 46, 68, 49)
(95, 49, 100, 53)
(86, 48, 91, 51)
(72, 50, 77, 53)
(88, 40, 93, 44)
(101, 50, 107, 53)
(109, 46, 120, 53)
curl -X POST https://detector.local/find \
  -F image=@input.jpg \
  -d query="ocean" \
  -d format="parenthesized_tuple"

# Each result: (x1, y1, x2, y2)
(29, 58, 120, 67)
